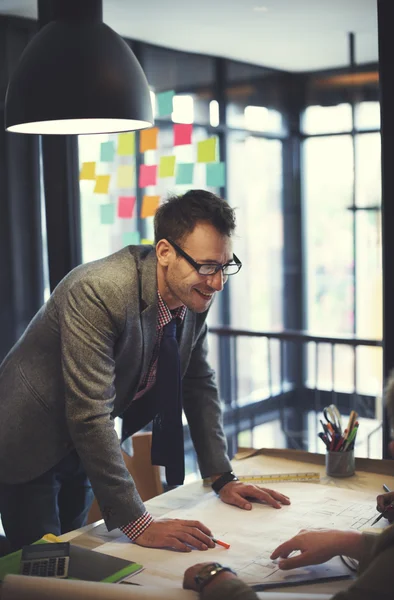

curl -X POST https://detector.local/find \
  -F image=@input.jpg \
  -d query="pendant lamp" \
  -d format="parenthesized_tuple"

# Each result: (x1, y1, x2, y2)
(4, 0, 153, 134)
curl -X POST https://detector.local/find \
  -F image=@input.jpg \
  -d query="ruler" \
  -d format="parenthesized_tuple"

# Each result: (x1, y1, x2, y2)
(204, 472, 320, 486)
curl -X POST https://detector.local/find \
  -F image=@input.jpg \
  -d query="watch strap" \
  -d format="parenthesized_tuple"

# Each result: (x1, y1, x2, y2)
(211, 471, 239, 494)
(194, 562, 237, 591)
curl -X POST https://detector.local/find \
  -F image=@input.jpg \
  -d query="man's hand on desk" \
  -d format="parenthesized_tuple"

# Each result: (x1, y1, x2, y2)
(219, 481, 291, 511)
(134, 518, 216, 552)
(270, 528, 364, 570)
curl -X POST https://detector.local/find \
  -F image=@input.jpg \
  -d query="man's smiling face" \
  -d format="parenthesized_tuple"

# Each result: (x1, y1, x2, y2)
(156, 221, 233, 313)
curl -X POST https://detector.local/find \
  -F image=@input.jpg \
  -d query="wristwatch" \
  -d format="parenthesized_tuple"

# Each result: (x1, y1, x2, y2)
(211, 471, 239, 494)
(194, 562, 236, 591)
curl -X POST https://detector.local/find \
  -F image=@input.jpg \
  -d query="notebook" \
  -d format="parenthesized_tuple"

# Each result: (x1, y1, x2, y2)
(68, 544, 142, 582)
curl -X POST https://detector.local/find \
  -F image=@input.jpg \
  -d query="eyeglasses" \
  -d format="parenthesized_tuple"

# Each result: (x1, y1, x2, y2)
(166, 238, 242, 276)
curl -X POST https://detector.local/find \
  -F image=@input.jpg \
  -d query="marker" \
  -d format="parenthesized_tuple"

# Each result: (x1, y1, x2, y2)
(383, 484, 391, 493)
(212, 537, 230, 549)
(343, 424, 358, 451)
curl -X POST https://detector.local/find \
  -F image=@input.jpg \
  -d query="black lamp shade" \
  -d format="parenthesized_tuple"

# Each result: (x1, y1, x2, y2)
(5, 20, 154, 134)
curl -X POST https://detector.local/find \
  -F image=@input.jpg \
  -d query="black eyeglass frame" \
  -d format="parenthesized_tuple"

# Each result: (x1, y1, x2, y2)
(166, 238, 242, 276)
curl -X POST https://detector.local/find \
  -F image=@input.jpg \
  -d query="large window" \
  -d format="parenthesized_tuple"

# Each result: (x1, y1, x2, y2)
(228, 134, 283, 332)
(303, 98, 382, 457)
(303, 133, 354, 337)
(226, 133, 283, 403)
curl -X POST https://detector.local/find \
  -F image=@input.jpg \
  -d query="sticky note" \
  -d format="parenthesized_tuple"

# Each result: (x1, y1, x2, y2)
(79, 162, 96, 180)
(141, 195, 160, 218)
(118, 132, 135, 156)
(174, 123, 192, 146)
(100, 203, 115, 225)
(123, 231, 141, 246)
(159, 155, 176, 178)
(175, 163, 194, 185)
(117, 165, 134, 188)
(197, 137, 217, 163)
(206, 162, 225, 187)
(100, 141, 115, 162)
(157, 90, 175, 117)
(141, 238, 154, 245)
(94, 175, 111, 194)
(118, 195, 136, 219)
(140, 127, 159, 153)
(139, 164, 157, 188)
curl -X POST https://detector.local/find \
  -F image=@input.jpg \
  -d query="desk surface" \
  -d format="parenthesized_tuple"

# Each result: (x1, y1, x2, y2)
(62, 448, 394, 596)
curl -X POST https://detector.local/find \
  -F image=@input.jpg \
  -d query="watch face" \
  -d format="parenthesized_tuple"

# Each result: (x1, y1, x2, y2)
(196, 562, 222, 583)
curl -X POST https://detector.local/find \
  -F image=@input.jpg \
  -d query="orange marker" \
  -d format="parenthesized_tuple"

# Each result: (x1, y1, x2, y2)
(212, 537, 230, 549)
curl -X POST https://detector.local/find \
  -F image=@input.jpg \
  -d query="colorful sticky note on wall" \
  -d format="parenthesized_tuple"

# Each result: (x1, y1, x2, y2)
(159, 155, 176, 178)
(141, 238, 154, 245)
(140, 127, 159, 153)
(117, 165, 134, 188)
(157, 90, 175, 117)
(123, 231, 141, 246)
(94, 175, 111, 194)
(174, 123, 192, 146)
(141, 195, 160, 218)
(139, 164, 157, 188)
(197, 137, 217, 163)
(175, 163, 194, 185)
(100, 203, 115, 225)
(206, 162, 225, 187)
(118, 132, 135, 156)
(100, 141, 115, 162)
(118, 196, 136, 219)
(79, 162, 96, 180)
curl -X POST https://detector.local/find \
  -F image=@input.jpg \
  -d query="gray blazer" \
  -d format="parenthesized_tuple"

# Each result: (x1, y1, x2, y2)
(0, 246, 231, 530)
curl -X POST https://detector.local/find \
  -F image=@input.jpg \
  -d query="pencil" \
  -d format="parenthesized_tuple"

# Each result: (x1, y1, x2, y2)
(383, 484, 391, 493)
(371, 501, 394, 526)
(212, 537, 231, 549)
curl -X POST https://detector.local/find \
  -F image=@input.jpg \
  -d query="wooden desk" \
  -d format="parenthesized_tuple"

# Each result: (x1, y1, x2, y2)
(62, 448, 394, 596)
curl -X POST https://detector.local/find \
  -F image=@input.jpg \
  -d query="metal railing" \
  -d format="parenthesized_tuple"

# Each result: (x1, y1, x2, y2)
(204, 327, 383, 459)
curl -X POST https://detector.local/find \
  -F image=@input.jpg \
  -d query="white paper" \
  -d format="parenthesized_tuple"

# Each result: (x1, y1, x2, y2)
(2, 575, 197, 599)
(95, 482, 378, 588)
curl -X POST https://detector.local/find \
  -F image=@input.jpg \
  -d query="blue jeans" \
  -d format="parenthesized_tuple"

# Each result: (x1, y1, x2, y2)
(0, 450, 94, 551)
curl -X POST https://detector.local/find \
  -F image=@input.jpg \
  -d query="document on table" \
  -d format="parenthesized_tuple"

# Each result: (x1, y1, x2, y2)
(95, 483, 379, 588)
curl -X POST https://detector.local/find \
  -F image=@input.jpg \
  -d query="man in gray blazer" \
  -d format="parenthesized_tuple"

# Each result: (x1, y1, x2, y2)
(0, 189, 289, 551)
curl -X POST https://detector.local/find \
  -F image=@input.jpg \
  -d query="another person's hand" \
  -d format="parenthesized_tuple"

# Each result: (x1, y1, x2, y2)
(219, 481, 290, 510)
(270, 529, 364, 570)
(135, 518, 215, 552)
(376, 491, 394, 522)
(183, 562, 238, 592)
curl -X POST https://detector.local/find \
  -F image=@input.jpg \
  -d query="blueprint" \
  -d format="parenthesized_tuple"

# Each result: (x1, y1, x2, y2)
(96, 482, 379, 587)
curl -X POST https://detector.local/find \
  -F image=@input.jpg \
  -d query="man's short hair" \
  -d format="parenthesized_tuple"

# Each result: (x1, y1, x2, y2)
(154, 189, 236, 244)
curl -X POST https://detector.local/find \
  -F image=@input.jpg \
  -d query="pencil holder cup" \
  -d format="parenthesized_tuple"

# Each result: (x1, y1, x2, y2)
(325, 450, 355, 478)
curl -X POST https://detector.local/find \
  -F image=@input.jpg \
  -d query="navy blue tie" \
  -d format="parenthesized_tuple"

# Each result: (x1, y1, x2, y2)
(151, 318, 185, 485)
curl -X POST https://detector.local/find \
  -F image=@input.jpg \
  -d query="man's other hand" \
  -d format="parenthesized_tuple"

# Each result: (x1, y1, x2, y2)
(134, 518, 215, 552)
(219, 481, 290, 510)
(376, 491, 394, 522)
(270, 529, 364, 570)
